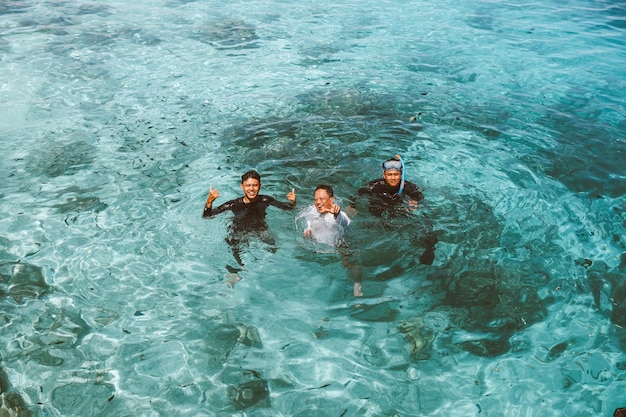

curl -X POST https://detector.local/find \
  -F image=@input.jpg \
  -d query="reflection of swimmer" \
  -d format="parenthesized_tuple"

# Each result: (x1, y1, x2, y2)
(349, 155, 437, 265)
(298, 185, 363, 297)
(203, 170, 296, 270)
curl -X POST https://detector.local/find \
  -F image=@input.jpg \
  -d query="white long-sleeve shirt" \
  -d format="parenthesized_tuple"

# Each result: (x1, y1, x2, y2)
(297, 206, 351, 246)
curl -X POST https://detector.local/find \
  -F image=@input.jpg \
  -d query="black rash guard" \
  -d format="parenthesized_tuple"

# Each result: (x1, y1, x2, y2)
(357, 179, 424, 216)
(203, 195, 294, 233)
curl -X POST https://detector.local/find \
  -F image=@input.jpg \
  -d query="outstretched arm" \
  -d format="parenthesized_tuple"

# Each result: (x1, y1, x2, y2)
(271, 189, 297, 210)
(404, 182, 424, 210)
(346, 184, 374, 215)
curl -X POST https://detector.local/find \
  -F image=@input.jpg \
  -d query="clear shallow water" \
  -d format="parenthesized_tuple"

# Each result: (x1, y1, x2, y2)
(0, 0, 625, 416)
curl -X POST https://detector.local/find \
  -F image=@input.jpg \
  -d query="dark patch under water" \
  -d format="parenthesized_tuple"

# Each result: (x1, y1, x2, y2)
(190, 19, 260, 50)
(0, 2, 30, 15)
(228, 377, 270, 410)
(28, 140, 96, 178)
(525, 89, 626, 198)
(587, 260, 626, 352)
(0, 262, 51, 304)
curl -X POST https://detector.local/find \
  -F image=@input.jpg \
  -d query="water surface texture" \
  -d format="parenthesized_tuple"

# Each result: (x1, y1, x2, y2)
(1, 0, 625, 416)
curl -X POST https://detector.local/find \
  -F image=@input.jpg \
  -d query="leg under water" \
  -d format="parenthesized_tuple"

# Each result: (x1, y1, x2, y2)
(371, 210, 438, 266)
(224, 228, 278, 273)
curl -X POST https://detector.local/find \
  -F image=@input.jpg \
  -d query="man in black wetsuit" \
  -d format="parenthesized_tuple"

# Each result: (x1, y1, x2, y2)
(203, 170, 296, 269)
(356, 156, 424, 217)
(352, 155, 437, 265)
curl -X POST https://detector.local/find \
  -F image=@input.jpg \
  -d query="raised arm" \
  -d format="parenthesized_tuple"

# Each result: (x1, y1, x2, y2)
(269, 188, 297, 210)
(286, 188, 297, 206)
(202, 186, 220, 218)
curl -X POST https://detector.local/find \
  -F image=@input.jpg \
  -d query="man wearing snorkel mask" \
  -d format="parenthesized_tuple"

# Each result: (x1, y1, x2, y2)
(351, 155, 437, 265)
(355, 155, 424, 216)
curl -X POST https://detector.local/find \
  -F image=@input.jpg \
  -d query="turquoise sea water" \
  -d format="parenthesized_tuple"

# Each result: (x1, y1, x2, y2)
(1, 0, 625, 416)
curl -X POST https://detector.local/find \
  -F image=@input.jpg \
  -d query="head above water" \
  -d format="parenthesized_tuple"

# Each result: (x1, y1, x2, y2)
(314, 184, 334, 198)
(382, 156, 405, 189)
(241, 170, 261, 184)
(240, 170, 262, 202)
(313, 184, 335, 213)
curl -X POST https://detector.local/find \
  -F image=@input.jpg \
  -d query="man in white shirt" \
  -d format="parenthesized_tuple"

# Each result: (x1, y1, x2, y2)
(298, 184, 363, 296)
(301, 185, 351, 245)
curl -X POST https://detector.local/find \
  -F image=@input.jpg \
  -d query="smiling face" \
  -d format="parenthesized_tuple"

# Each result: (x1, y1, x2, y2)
(383, 169, 402, 188)
(241, 177, 261, 202)
(313, 188, 334, 214)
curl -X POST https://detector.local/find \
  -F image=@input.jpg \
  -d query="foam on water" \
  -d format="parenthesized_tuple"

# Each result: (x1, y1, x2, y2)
(1, 0, 625, 416)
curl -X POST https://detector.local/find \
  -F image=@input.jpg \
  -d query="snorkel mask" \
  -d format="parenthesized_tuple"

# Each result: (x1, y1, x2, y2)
(382, 159, 403, 171)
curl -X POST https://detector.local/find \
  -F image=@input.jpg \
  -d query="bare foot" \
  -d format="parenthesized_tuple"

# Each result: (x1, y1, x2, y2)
(353, 283, 363, 297)
(226, 272, 241, 288)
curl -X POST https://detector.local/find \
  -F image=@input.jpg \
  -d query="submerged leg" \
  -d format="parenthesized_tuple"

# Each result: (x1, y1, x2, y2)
(224, 235, 247, 287)
(419, 233, 438, 265)
(226, 235, 246, 268)
(350, 267, 363, 297)
(258, 229, 278, 254)
(411, 213, 438, 265)
(341, 251, 363, 297)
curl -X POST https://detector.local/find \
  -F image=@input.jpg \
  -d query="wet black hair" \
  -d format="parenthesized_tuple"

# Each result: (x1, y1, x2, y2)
(241, 170, 261, 183)
(314, 184, 334, 198)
